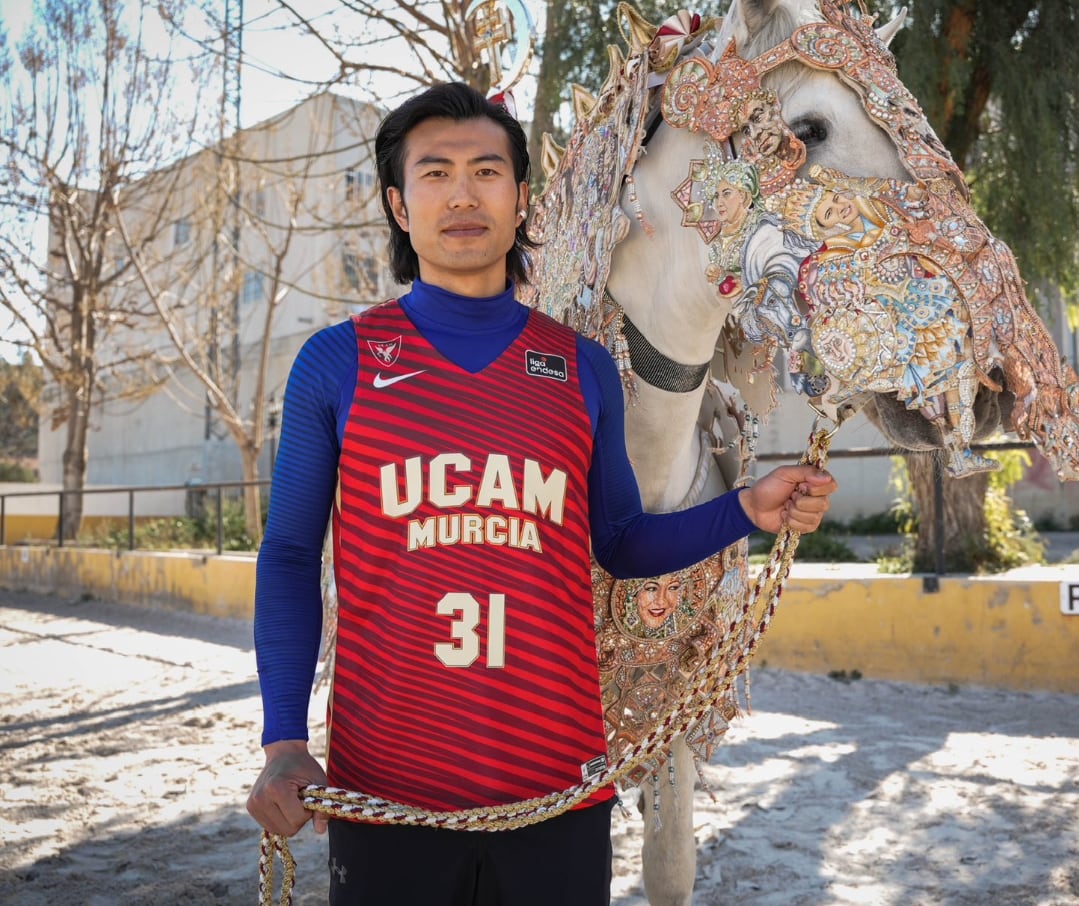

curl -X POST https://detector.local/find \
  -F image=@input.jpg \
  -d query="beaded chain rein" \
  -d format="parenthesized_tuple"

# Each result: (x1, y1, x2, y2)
(257, 426, 834, 906)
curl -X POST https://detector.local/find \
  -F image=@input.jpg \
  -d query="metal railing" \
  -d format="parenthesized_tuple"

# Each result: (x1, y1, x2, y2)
(0, 479, 270, 555)
(757, 439, 1038, 587)
(0, 441, 1039, 569)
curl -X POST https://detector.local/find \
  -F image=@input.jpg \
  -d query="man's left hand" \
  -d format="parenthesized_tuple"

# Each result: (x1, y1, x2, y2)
(739, 465, 838, 534)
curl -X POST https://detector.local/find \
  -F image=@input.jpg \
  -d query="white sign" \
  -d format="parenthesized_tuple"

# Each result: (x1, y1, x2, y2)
(1061, 582, 1079, 615)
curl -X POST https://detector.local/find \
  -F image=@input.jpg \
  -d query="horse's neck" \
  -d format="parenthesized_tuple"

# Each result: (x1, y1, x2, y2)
(623, 380, 730, 511)
(606, 264, 729, 511)
(604, 127, 734, 512)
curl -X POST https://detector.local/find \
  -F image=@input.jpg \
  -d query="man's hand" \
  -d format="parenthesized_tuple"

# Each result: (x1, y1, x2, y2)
(738, 465, 838, 534)
(247, 740, 329, 837)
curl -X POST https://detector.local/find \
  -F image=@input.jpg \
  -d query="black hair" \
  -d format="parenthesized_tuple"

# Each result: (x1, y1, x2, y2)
(374, 82, 538, 287)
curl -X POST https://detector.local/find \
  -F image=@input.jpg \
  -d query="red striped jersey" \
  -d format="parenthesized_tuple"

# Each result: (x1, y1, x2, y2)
(327, 299, 613, 811)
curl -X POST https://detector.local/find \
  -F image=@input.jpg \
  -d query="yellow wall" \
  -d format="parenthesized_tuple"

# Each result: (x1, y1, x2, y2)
(2, 549, 1077, 693)
(2, 515, 58, 543)
(758, 563, 1079, 693)
(0, 545, 255, 620)
(1, 515, 156, 544)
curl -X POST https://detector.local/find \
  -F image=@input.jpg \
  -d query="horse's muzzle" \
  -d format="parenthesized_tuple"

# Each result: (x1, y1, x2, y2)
(862, 370, 1015, 451)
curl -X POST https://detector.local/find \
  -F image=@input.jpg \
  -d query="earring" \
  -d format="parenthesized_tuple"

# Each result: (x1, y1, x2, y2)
(518, 209, 527, 219)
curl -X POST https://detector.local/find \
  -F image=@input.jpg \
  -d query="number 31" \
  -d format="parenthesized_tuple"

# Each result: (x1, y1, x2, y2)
(434, 593, 506, 668)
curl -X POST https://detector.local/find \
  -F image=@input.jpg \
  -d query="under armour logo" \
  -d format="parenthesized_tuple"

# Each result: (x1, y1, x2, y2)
(330, 857, 348, 885)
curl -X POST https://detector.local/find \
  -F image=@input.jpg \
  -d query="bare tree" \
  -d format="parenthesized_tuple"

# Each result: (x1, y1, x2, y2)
(0, 0, 214, 540)
(114, 94, 388, 542)
(172, 0, 496, 108)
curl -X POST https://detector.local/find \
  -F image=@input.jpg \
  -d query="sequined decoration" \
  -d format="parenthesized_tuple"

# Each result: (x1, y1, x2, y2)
(594, 545, 752, 783)
(518, 43, 650, 334)
(657, 0, 1079, 480)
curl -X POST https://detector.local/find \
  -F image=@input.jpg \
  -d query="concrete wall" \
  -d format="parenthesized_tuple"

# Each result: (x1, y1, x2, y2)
(0, 546, 255, 620)
(757, 563, 1079, 694)
(3, 546, 1077, 693)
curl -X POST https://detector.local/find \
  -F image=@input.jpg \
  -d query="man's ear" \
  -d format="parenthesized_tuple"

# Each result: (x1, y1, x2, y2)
(387, 186, 409, 232)
(517, 182, 529, 216)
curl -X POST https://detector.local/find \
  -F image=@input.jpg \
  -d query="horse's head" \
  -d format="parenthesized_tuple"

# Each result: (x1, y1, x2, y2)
(527, 0, 1079, 484)
(718, 0, 909, 182)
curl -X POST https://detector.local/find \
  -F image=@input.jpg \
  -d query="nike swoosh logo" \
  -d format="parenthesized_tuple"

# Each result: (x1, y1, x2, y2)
(372, 369, 426, 389)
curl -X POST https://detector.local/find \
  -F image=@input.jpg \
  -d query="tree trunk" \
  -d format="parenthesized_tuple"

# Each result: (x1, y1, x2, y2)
(240, 444, 263, 545)
(904, 452, 989, 572)
(527, 0, 568, 182)
(60, 383, 90, 543)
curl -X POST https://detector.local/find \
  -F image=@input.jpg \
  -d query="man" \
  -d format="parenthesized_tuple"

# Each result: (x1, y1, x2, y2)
(247, 82, 838, 905)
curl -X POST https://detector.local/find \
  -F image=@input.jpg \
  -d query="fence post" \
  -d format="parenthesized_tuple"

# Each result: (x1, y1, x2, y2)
(934, 459, 945, 577)
(1, 495, 5, 546)
(216, 485, 224, 555)
(58, 491, 65, 547)
(128, 490, 136, 551)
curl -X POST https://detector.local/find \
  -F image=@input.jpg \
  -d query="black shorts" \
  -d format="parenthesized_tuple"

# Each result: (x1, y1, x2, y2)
(326, 799, 615, 906)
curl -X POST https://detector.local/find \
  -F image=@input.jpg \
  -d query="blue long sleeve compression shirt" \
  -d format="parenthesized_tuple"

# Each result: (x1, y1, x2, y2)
(255, 279, 757, 745)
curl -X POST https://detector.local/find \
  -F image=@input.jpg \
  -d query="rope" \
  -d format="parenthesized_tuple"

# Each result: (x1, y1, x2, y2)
(258, 829, 296, 906)
(257, 425, 834, 906)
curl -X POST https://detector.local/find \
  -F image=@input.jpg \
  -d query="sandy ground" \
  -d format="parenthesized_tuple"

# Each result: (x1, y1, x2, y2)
(2, 588, 1078, 906)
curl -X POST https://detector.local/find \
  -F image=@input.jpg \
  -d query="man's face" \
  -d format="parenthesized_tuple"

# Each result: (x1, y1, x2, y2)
(386, 116, 528, 298)
(741, 97, 784, 157)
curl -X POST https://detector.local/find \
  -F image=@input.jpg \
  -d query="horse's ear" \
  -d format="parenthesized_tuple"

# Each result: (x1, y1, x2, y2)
(876, 6, 907, 46)
(617, 2, 658, 54)
(540, 133, 565, 182)
(571, 84, 598, 121)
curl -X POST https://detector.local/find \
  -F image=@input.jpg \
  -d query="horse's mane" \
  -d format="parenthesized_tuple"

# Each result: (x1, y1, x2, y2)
(730, 6, 805, 59)
(519, 33, 652, 345)
(717, 2, 817, 94)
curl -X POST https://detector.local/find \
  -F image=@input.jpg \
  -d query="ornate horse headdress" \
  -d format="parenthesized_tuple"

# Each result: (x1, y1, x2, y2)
(662, 42, 806, 194)
(657, 0, 1079, 481)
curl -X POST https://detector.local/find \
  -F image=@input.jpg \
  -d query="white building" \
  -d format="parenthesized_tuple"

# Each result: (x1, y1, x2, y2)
(38, 92, 392, 491)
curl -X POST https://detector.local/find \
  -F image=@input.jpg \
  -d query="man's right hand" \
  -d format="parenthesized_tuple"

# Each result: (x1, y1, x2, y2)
(247, 739, 330, 836)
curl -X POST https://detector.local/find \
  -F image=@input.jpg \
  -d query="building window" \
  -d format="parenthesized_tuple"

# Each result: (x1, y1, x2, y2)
(342, 250, 379, 295)
(241, 271, 264, 304)
(173, 219, 191, 247)
(246, 190, 266, 218)
(345, 168, 375, 203)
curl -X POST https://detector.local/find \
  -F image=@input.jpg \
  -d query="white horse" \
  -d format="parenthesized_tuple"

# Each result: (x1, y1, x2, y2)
(527, 1, 1079, 903)
(607, 4, 899, 901)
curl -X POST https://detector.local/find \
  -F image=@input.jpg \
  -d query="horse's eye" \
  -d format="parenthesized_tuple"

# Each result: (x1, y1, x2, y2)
(791, 117, 829, 147)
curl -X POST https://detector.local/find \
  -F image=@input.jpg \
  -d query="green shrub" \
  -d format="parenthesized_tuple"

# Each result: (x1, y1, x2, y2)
(78, 499, 259, 551)
(0, 460, 37, 482)
(749, 522, 859, 562)
(842, 509, 907, 535)
(879, 449, 1045, 574)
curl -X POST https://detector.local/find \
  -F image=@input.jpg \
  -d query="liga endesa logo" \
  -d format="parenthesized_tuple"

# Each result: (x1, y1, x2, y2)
(525, 350, 568, 382)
